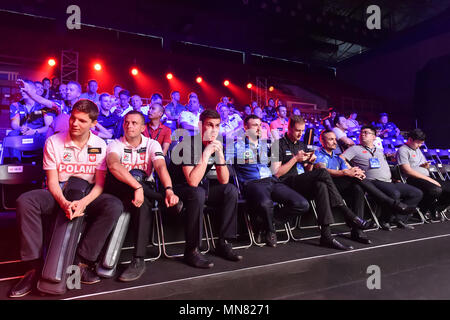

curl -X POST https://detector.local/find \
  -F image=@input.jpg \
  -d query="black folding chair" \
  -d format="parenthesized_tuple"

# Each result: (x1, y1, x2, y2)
(229, 166, 291, 247)
(390, 165, 426, 226)
(0, 135, 45, 164)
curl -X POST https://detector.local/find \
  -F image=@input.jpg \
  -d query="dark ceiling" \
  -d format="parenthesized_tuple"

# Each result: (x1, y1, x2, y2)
(1, 0, 450, 66)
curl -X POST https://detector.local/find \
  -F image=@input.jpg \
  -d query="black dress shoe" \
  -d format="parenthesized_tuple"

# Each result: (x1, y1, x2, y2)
(9, 269, 38, 298)
(393, 202, 418, 215)
(265, 231, 277, 247)
(78, 263, 101, 284)
(431, 210, 445, 222)
(380, 222, 392, 231)
(320, 237, 354, 251)
(395, 220, 414, 230)
(119, 257, 146, 282)
(184, 249, 214, 269)
(351, 229, 372, 245)
(351, 217, 375, 230)
(216, 242, 243, 262)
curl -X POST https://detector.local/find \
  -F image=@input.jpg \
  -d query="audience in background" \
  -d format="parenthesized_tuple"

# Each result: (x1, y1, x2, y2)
(164, 90, 185, 123)
(95, 93, 121, 139)
(218, 103, 243, 139)
(332, 114, 355, 154)
(373, 112, 402, 139)
(269, 105, 288, 140)
(179, 95, 202, 136)
(143, 103, 172, 155)
(80, 79, 100, 104)
(346, 112, 360, 137)
(321, 108, 336, 131)
(263, 98, 277, 123)
(4, 79, 53, 163)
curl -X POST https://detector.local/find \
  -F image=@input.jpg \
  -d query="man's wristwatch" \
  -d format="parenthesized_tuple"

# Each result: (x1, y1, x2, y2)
(165, 186, 173, 192)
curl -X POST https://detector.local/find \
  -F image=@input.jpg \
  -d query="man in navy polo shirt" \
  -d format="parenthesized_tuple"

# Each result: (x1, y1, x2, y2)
(94, 93, 121, 139)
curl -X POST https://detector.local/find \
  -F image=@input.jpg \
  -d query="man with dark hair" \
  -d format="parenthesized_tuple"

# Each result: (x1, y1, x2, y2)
(396, 129, 450, 221)
(342, 125, 423, 230)
(144, 103, 172, 155)
(80, 79, 100, 104)
(106, 111, 179, 281)
(169, 109, 242, 268)
(34, 81, 44, 97)
(42, 78, 51, 99)
(269, 105, 289, 140)
(9, 99, 123, 297)
(373, 112, 402, 139)
(263, 98, 277, 123)
(49, 77, 60, 100)
(242, 105, 252, 118)
(332, 114, 355, 153)
(113, 85, 123, 99)
(111, 89, 132, 117)
(321, 108, 336, 131)
(94, 93, 121, 139)
(272, 116, 372, 250)
(230, 114, 310, 247)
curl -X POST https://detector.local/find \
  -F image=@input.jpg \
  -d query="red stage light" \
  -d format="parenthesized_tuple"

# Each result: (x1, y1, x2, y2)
(269, 86, 274, 92)
(94, 63, 102, 71)
(247, 83, 253, 89)
(48, 58, 56, 67)
(223, 80, 230, 87)
(166, 73, 173, 80)
(196, 76, 203, 83)
(131, 68, 139, 76)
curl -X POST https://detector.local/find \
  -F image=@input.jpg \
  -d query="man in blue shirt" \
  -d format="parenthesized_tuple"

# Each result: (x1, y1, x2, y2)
(229, 115, 309, 247)
(95, 93, 121, 139)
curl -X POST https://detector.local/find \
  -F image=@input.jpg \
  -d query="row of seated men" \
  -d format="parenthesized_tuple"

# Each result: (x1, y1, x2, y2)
(7, 96, 450, 298)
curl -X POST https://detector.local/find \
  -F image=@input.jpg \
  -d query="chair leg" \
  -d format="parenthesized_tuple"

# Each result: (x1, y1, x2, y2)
(119, 209, 162, 264)
(159, 211, 210, 259)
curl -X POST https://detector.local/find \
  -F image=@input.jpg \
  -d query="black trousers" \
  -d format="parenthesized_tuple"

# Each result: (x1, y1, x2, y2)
(16, 189, 123, 262)
(284, 168, 346, 226)
(406, 177, 450, 212)
(243, 177, 309, 232)
(104, 174, 164, 258)
(332, 177, 366, 219)
(370, 180, 423, 223)
(174, 182, 239, 252)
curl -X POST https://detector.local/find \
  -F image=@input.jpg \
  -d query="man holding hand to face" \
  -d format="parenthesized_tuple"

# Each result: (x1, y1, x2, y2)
(169, 110, 242, 269)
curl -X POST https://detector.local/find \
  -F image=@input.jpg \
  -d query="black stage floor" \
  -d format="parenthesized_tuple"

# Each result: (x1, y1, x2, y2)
(2, 210, 450, 300)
